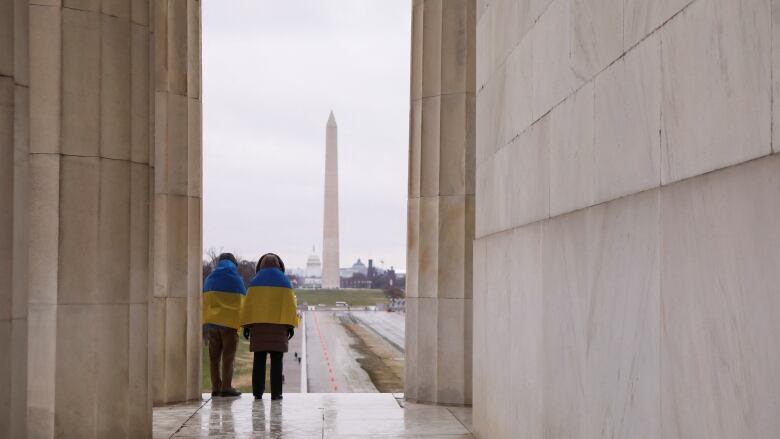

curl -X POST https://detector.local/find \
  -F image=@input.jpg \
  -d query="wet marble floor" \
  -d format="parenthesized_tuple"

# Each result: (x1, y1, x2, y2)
(153, 393, 474, 438)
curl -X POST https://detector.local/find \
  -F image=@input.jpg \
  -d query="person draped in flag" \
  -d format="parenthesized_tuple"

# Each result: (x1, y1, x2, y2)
(202, 253, 247, 397)
(240, 253, 299, 400)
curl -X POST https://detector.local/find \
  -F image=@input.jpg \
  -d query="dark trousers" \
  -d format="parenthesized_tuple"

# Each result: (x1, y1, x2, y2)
(253, 351, 283, 398)
(207, 326, 238, 392)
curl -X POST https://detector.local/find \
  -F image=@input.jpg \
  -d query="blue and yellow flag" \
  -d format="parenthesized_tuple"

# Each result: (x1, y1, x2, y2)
(239, 268, 299, 328)
(202, 260, 247, 329)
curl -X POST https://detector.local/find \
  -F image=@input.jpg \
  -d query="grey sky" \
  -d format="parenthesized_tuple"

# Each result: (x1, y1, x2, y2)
(202, 1, 411, 272)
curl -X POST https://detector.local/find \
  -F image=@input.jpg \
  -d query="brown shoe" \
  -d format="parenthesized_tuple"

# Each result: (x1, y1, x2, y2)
(211, 391, 222, 397)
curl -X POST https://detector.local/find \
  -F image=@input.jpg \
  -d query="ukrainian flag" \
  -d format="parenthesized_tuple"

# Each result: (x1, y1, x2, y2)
(239, 268, 299, 328)
(202, 260, 247, 329)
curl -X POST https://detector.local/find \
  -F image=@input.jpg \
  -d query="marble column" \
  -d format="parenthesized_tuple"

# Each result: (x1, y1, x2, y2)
(1, 0, 29, 436)
(321, 111, 340, 289)
(18, 0, 154, 437)
(405, 0, 475, 405)
(151, 0, 203, 404)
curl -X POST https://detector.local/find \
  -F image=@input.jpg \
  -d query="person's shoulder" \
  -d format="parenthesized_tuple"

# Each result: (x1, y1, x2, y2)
(250, 268, 292, 289)
(205, 267, 246, 293)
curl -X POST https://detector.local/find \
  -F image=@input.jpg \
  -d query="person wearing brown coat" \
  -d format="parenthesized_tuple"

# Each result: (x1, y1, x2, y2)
(240, 253, 299, 400)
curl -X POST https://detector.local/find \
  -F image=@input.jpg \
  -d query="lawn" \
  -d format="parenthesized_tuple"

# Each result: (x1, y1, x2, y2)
(294, 288, 388, 307)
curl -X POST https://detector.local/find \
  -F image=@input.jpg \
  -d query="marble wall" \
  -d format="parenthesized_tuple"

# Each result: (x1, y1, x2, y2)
(473, 0, 780, 438)
(406, 0, 476, 405)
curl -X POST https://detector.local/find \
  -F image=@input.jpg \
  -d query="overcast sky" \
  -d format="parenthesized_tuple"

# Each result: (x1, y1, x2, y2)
(202, 1, 411, 272)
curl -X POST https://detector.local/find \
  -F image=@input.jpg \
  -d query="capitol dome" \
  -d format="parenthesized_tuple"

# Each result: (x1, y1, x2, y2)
(305, 246, 322, 278)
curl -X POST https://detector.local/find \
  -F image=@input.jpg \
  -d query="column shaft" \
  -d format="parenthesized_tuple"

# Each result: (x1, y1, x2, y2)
(1, 0, 29, 436)
(151, 0, 203, 405)
(21, 1, 153, 437)
(405, 0, 476, 406)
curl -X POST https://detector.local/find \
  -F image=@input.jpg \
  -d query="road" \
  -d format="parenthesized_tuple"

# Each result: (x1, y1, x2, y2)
(304, 310, 406, 392)
(282, 320, 303, 392)
(350, 311, 405, 352)
(304, 310, 378, 393)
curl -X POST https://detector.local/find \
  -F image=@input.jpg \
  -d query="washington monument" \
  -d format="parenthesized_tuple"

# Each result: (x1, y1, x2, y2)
(322, 111, 340, 288)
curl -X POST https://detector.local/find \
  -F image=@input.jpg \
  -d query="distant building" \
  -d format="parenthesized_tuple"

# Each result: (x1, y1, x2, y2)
(303, 277, 321, 288)
(301, 246, 323, 289)
(305, 246, 322, 278)
(339, 258, 368, 278)
(351, 259, 367, 276)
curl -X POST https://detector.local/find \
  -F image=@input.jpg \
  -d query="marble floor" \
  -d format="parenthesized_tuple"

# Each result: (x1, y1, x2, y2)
(153, 393, 474, 438)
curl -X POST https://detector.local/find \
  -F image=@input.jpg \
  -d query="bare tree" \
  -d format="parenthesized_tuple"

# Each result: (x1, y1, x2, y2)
(202, 246, 224, 281)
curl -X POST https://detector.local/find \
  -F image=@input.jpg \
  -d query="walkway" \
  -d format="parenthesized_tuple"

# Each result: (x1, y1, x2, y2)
(153, 393, 473, 438)
(305, 311, 377, 393)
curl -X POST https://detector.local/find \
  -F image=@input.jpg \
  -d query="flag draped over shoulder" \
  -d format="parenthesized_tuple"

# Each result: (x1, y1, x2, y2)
(239, 268, 299, 328)
(202, 260, 247, 329)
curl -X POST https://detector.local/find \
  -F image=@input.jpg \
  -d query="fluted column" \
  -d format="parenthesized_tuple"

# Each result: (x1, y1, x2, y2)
(1, 0, 29, 436)
(405, 0, 475, 405)
(151, 0, 203, 404)
(18, 0, 154, 437)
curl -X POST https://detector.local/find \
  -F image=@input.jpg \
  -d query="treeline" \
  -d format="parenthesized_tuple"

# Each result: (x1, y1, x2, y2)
(202, 247, 405, 299)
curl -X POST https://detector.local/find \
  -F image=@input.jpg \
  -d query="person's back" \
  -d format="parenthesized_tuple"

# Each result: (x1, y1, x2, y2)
(240, 253, 298, 400)
(202, 253, 247, 397)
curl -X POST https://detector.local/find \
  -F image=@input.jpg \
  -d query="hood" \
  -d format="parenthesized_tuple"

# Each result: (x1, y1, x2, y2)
(203, 259, 246, 294)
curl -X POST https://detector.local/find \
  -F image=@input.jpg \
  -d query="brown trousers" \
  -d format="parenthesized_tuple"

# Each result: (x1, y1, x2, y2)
(207, 325, 238, 392)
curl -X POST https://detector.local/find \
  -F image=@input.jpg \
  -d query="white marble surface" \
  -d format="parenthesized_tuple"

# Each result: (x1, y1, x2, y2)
(439, 94, 474, 196)
(475, 0, 534, 91)
(660, 154, 780, 439)
(406, 198, 420, 298)
(507, 223, 544, 439)
(437, 196, 472, 299)
(409, 99, 422, 197)
(435, 297, 471, 403)
(153, 393, 474, 439)
(660, 0, 771, 184)
(61, 8, 100, 157)
(476, 113, 550, 237)
(623, 0, 692, 49)
(501, 32, 533, 145)
(571, 0, 623, 81)
(774, 0, 780, 154)
(594, 32, 661, 203)
(474, 224, 545, 439)
(543, 189, 661, 439)
(549, 82, 595, 217)
(475, 60, 503, 165)
(416, 197, 439, 299)
(532, 0, 582, 119)
(420, 96, 441, 197)
(407, 1, 475, 407)
(421, 0, 442, 99)
(439, 1, 475, 97)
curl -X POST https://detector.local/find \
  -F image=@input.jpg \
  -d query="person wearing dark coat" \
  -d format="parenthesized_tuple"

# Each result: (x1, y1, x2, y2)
(239, 253, 299, 400)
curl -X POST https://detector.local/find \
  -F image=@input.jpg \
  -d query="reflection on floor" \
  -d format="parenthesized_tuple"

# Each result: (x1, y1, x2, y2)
(153, 393, 474, 438)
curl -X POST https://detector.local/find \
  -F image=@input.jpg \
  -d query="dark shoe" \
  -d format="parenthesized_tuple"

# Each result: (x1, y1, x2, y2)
(221, 388, 241, 397)
(211, 391, 222, 398)
(271, 395, 283, 401)
(254, 394, 263, 400)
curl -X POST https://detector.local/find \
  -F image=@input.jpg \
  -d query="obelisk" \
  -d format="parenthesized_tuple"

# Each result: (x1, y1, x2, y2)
(322, 111, 340, 288)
